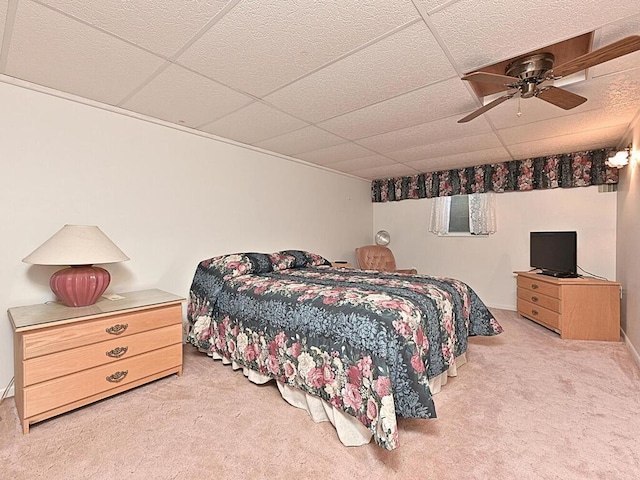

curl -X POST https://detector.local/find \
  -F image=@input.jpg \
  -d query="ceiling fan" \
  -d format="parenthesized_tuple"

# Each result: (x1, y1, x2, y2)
(458, 35, 640, 123)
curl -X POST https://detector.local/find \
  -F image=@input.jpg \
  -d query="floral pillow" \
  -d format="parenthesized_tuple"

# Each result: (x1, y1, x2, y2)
(200, 252, 273, 280)
(269, 252, 296, 271)
(278, 250, 331, 268)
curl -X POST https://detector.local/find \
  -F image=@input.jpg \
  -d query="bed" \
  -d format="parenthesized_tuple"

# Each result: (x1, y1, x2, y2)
(186, 250, 502, 450)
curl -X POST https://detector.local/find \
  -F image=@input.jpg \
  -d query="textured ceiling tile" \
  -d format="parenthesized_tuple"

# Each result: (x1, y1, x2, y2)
(506, 124, 628, 159)
(387, 132, 503, 162)
(589, 14, 640, 78)
(431, 0, 640, 72)
(263, 22, 456, 123)
(498, 106, 639, 146)
(405, 147, 513, 173)
(122, 64, 253, 127)
(177, 0, 420, 97)
(294, 143, 379, 165)
(199, 102, 308, 145)
(38, 0, 230, 57)
(356, 114, 492, 153)
(319, 77, 478, 140)
(324, 155, 397, 173)
(5, 1, 166, 106)
(253, 126, 348, 156)
(351, 163, 421, 180)
(485, 68, 640, 129)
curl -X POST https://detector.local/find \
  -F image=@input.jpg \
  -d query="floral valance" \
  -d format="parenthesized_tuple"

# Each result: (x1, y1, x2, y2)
(371, 148, 619, 203)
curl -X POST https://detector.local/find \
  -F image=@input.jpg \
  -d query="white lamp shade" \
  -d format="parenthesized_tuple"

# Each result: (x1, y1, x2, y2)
(23, 225, 130, 266)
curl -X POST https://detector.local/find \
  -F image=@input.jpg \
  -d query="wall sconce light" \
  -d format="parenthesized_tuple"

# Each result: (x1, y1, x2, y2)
(606, 145, 632, 169)
(23, 225, 129, 307)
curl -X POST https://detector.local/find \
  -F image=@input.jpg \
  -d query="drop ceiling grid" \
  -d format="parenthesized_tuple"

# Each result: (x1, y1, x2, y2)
(351, 162, 421, 181)
(319, 77, 478, 141)
(322, 154, 399, 174)
(36, 0, 232, 58)
(355, 113, 493, 154)
(404, 146, 513, 172)
(198, 102, 309, 145)
(293, 142, 382, 165)
(5, 0, 167, 106)
(174, 0, 421, 98)
(263, 22, 457, 124)
(428, 0, 640, 73)
(121, 64, 254, 128)
(253, 125, 349, 157)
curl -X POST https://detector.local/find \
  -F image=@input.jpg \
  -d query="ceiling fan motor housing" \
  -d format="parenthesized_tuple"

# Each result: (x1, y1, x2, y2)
(506, 53, 555, 98)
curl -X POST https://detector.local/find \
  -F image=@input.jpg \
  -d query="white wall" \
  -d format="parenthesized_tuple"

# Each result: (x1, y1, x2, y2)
(617, 127, 640, 364)
(0, 81, 373, 395)
(373, 187, 617, 310)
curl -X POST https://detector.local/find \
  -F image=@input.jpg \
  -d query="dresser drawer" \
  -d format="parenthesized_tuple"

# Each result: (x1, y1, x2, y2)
(22, 324, 182, 386)
(517, 275, 560, 299)
(518, 299, 560, 331)
(22, 304, 182, 359)
(517, 287, 560, 313)
(24, 343, 182, 418)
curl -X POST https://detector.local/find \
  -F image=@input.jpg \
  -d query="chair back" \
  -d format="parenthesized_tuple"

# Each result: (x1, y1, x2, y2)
(355, 245, 397, 272)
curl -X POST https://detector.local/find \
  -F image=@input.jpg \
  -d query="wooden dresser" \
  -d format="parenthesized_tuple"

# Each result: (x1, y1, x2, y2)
(8, 289, 184, 434)
(516, 272, 621, 341)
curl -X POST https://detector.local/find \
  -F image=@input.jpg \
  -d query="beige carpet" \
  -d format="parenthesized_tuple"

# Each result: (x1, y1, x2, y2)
(1, 309, 640, 480)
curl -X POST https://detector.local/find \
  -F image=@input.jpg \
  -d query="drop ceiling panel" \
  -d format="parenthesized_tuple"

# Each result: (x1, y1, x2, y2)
(387, 132, 503, 163)
(405, 146, 513, 172)
(5, 1, 166, 106)
(485, 68, 640, 129)
(351, 163, 420, 181)
(122, 64, 253, 127)
(506, 124, 628, 159)
(429, 0, 640, 72)
(294, 143, 379, 165)
(253, 126, 347, 157)
(199, 102, 309, 145)
(38, 0, 230, 57)
(319, 77, 478, 140)
(263, 22, 456, 123)
(324, 155, 397, 173)
(357, 114, 493, 153)
(176, 0, 420, 97)
(590, 14, 640, 78)
(498, 106, 639, 146)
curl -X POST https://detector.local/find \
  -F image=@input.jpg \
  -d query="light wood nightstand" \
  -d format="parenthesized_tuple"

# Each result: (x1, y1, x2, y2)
(331, 261, 353, 268)
(8, 289, 184, 434)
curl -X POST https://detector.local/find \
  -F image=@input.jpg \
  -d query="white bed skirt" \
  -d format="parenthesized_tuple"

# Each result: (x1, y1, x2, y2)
(209, 351, 467, 447)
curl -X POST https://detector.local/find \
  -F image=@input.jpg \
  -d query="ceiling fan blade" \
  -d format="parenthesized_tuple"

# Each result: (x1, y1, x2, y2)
(458, 94, 514, 123)
(461, 71, 519, 88)
(536, 86, 587, 110)
(552, 35, 640, 78)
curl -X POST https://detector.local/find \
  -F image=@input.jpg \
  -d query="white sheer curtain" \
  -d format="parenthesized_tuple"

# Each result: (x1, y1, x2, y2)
(429, 196, 451, 235)
(468, 192, 497, 235)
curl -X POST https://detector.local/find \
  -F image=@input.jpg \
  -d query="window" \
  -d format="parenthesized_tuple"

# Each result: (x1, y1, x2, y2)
(429, 193, 497, 236)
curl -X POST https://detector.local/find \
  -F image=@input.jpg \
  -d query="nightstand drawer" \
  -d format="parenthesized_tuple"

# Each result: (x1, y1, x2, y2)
(23, 324, 182, 386)
(518, 299, 560, 331)
(517, 276, 560, 299)
(24, 343, 182, 418)
(517, 287, 560, 313)
(22, 304, 182, 359)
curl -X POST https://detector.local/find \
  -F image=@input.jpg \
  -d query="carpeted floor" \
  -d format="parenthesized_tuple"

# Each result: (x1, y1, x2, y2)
(1, 309, 640, 480)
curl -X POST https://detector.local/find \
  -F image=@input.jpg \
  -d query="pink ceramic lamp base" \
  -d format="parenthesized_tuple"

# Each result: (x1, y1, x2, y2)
(50, 265, 111, 307)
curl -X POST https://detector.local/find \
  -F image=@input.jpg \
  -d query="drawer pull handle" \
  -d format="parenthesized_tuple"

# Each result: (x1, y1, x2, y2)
(531, 284, 539, 290)
(106, 323, 128, 335)
(532, 309, 539, 316)
(106, 346, 128, 358)
(531, 296, 539, 302)
(106, 370, 128, 383)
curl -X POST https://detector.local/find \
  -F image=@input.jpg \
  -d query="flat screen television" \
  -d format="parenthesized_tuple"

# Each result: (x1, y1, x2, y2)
(530, 231, 578, 278)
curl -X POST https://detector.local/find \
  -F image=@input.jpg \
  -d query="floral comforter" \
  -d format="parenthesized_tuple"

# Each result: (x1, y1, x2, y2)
(187, 250, 502, 450)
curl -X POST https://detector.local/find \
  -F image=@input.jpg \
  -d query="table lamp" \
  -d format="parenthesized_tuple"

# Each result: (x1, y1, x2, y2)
(23, 225, 130, 307)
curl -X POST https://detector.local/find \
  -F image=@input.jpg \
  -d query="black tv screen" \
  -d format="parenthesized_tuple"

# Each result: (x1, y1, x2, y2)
(530, 231, 578, 278)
